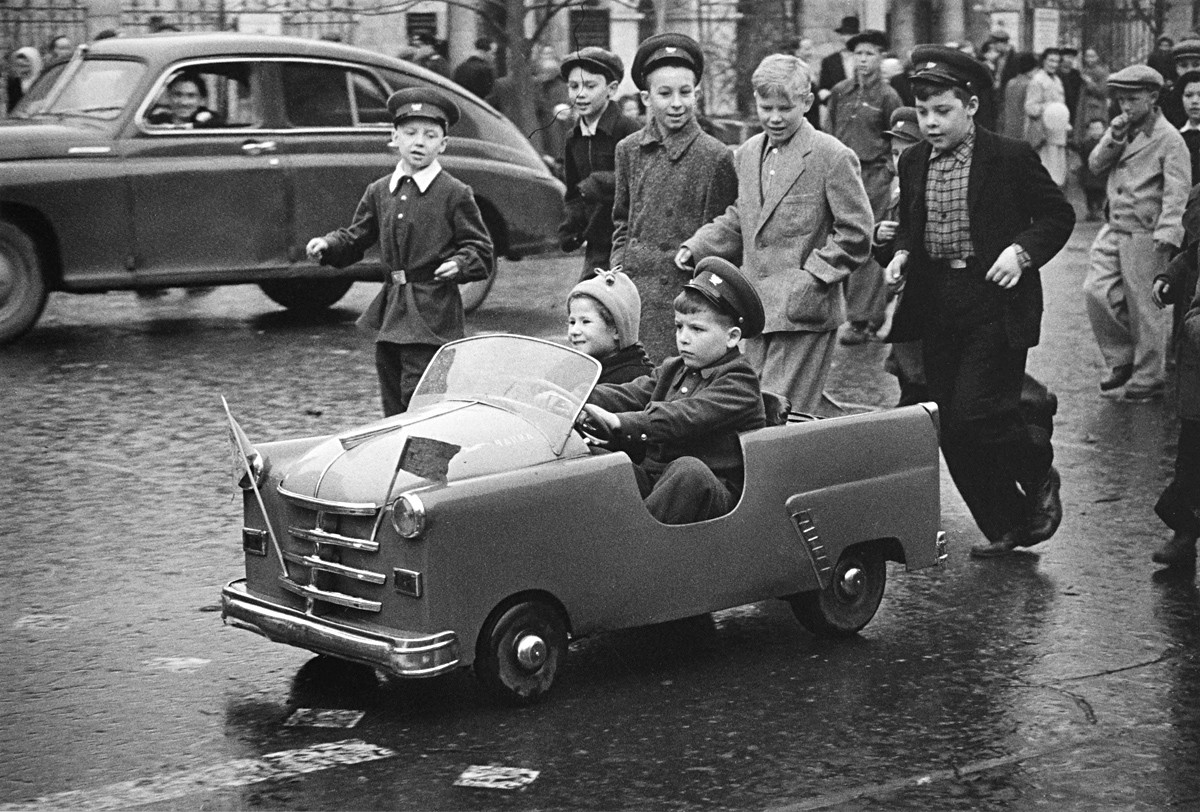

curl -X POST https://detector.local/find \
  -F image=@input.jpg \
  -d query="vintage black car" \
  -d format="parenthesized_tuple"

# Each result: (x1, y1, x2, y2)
(0, 32, 566, 343)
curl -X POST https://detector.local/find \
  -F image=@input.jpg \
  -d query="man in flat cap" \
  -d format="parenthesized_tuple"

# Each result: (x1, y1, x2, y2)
(582, 256, 766, 525)
(610, 32, 737, 362)
(1084, 64, 1189, 403)
(307, 87, 492, 416)
(884, 45, 1075, 557)
(827, 28, 903, 345)
(558, 47, 640, 275)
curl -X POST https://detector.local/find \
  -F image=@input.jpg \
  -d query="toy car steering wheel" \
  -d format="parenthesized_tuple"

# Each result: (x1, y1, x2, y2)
(574, 405, 616, 447)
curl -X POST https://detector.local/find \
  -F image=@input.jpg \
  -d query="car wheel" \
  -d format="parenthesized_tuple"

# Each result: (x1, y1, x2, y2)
(474, 600, 567, 706)
(0, 221, 48, 345)
(460, 219, 500, 314)
(789, 545, 886, 638)
(259, 278, 353, 313)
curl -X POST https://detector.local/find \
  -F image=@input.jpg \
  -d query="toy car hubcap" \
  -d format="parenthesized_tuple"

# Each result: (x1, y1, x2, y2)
(514, 633, 547, 671)
(839, 566, 865, 599)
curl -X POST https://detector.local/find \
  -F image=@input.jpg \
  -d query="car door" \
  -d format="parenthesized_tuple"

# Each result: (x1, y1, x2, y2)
(276, 58, 398, 270)
(125, 59, 290, 282)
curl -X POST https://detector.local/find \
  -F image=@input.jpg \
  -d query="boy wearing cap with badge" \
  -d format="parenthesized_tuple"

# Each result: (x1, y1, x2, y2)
(558, 47, 640, 275)
(884, 45, 1074, 557)
(679, 54, 874, 417)
(580, 257, 766, 526)
(1084, 63, 1189, 402)
(306, 87, 493, 417)
(827, 29, 903, 346)
(610, 32, 738, 363)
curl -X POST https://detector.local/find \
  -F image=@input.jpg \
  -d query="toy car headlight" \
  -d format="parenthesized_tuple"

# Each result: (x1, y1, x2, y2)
(391, 494, 426, 539)
(236, 450, 265, 491)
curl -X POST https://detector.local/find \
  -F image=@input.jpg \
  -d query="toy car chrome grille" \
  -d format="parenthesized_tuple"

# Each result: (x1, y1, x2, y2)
(274, 486, 386, 614)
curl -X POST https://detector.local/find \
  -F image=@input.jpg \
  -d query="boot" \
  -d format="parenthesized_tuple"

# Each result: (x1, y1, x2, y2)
(1152, 531, 1198, 567)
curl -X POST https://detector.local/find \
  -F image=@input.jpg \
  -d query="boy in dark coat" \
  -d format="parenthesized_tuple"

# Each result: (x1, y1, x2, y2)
(581, 257, 767, 525)
(610, 33, 738, 363)
(885, 46, 1075, 557)
(307, 87, 493, 416)
(558, 48, 640, 275)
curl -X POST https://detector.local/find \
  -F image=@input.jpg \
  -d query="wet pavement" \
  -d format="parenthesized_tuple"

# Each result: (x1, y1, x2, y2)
(2, 218, 1200, 810)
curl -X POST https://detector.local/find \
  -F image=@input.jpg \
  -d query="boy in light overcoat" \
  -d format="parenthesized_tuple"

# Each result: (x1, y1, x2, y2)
(679, 54, 874, 415)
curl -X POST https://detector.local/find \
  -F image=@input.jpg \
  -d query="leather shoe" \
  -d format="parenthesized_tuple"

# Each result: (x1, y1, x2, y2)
(1123, 384, 1165, 402)
(1099, 364, 1133, 391)
(1152, 532, 1198, 567)
(970, 529, 1026, 558)
(1024, 466, 1063, 545)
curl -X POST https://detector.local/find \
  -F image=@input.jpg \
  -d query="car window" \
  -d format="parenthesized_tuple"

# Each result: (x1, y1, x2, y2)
(143, 62, 262, 129)
(30, 58, 145, 120)
(280, 61, 390, 128)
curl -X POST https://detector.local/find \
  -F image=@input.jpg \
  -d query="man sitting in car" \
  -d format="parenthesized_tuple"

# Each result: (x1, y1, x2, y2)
(147, 72, 224, 127)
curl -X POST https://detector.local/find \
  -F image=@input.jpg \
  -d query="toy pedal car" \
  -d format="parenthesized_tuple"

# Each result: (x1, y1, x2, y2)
(221, 334, 945, 705)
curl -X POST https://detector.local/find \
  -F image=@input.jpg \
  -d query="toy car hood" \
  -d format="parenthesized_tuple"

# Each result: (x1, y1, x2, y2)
(278, 400, 570, 506)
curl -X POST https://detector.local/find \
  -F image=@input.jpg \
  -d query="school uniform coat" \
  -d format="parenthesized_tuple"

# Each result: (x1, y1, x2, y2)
(589, 349, 765, 492)
(681, 120, 874, 334)
(889, 126, 1077, 350)
(610, 117, 738, 362)
(320, 168, 492, 345)
(559, 102, 641, 272)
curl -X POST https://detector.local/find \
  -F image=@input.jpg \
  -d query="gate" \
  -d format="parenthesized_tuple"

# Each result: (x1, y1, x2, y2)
(119, 0, 356, 41)
(0, 0, 88, 52)
(1048, 0, 1157, 68)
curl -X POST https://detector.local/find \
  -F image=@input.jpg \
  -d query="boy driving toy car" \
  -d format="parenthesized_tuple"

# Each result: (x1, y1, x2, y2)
(579, 256, 767, 525)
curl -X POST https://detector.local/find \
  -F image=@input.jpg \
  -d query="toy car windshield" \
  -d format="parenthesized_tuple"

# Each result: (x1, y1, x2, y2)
(409, 335, 601, 455)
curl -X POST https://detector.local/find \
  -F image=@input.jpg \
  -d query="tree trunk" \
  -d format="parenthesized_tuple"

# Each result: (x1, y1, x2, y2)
(504, 0, 538, 138)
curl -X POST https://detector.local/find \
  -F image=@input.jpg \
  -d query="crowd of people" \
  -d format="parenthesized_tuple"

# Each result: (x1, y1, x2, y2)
(458, 21, 1200, 568)
(3, 17, 1198, 567)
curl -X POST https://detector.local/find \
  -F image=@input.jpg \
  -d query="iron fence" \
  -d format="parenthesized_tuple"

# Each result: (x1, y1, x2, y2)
(0, 0, 88, 53)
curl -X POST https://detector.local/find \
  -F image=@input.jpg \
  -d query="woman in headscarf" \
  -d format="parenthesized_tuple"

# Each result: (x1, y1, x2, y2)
(6, 46, 43, 112)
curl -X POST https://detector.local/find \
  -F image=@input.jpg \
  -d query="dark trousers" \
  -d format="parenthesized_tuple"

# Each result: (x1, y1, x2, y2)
(375, 341, 438, 417)
(1156, 418, 1200, 535)
(634, 457, 735, 525)
(922, 267, 1053, 541)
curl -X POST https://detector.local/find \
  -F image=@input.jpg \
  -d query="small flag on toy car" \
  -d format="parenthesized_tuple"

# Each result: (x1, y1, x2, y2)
(397, 435, 461, 483)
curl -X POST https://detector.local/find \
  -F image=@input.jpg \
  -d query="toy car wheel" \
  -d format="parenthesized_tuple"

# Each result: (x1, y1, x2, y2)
(475, 600, 568, 706)
(789, 546, 886, 638)
(0, 220, 48, 345)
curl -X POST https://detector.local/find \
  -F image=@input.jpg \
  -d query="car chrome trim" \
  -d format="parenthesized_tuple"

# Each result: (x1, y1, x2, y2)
(278, 577, 382, 612)
(791, 509, 834, 589)
(288, 525, 380, 552)
(67, 145, 113, 154)
(936, 530, 948, 565)
(284, 552, 387, 585)
(221, 579, 460, 678)
(278, 484, 379, 515)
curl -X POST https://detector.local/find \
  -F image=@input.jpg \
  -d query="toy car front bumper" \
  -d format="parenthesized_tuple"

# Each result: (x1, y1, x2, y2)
(221, 579, 460, 678)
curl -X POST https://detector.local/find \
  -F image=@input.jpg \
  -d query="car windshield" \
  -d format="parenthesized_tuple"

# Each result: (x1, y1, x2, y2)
(409, 335, 601, 455)
(19, 58, 145, 120)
